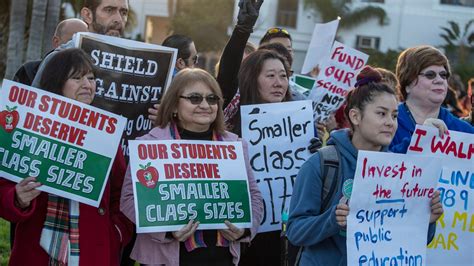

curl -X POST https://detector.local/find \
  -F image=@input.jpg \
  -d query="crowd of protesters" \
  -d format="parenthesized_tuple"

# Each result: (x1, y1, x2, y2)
(0, 0, 473, 265)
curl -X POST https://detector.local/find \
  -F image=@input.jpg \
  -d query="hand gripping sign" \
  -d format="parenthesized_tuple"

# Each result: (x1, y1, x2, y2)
(129, 139, 253, 233)
(0, 80, 126, 207)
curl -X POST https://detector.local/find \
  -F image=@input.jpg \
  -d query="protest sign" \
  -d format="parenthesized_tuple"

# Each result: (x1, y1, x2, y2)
(75, 32, 177, 159)
(241, 101, 313, 232)
(309, 41, 368, 121)
(347, 151, 441, 265)
(128, 139, 252, 233)
(301, 19, 339, 74)
(289, 74, 317, 97)
(408, 125, 474, 265)
(0, 80, 126, 207)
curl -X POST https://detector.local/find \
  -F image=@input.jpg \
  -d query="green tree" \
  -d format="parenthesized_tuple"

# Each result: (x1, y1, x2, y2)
(170, 0, 234, 52)
(303, 0, 387, 29)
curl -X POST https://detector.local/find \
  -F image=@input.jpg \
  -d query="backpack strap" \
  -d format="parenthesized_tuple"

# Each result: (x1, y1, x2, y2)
(293, 145, 341, 266)
(318, 145, 341, 213)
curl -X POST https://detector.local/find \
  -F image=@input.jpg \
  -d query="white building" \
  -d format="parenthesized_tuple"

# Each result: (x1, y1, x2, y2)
(236, 0, 474, 72)
(128, 0, 174, 44)
(129, 0, 473, 72)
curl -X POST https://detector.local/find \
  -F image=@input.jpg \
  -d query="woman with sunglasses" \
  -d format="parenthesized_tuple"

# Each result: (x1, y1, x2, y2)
(390, 45, 473, 153)
(120, 68, 263, 266)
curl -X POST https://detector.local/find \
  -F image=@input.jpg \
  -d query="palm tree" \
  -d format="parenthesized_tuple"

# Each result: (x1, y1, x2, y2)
(43, 0, 62, 52)
(439, 19, 474, 53)
(439, 20, 474, 85)
(303, 0, 387, 29)
(26, 0, 48, 61)
(5, 0, 28, 79)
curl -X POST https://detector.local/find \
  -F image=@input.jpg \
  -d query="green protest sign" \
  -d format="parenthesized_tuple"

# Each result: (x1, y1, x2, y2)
(0, 80, 126, 207)
(129, 140, 252, 233)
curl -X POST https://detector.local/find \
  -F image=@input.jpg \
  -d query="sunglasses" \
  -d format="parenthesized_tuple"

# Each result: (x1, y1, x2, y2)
(266, 27, 290, 36)
(180, 94, 220, 105)
(419, 70, 450, 80)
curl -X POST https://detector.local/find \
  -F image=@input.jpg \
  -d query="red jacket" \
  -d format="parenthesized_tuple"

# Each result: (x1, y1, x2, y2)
(0, 148, 134, 266)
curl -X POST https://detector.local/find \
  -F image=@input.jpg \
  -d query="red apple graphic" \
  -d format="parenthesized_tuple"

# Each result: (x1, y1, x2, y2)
(136, 162, 159, 189)
(0, 106, 20, 133)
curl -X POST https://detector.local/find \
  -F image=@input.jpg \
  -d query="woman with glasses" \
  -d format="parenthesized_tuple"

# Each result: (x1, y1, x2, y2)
(120, 68, 263, 266)
(389, 45, 473, 153)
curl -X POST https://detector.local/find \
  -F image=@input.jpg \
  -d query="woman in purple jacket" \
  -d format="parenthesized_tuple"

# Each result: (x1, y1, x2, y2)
(120, 68, 263, 266)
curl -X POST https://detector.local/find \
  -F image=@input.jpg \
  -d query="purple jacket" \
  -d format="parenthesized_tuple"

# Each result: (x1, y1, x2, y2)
(120, 125, 263, 265)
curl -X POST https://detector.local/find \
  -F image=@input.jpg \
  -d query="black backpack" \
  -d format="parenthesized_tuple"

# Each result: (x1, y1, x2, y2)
(283, 145, 342, 266)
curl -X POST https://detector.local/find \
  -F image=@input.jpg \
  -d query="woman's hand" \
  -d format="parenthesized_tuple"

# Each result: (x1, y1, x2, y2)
(15, 176, 42, 209)
(316, 122, 326, 140)
(172, 220, 199, 242)
(430, 190, 444, 223)
(335, 202, 350, 228)
(148, 103, 160, 125)
(218, 220, 245, 241)
(423, 118, 448, 138)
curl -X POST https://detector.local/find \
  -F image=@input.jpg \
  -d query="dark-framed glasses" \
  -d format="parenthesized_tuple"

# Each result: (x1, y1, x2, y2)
(180, 94, 220, 105)
(419, 70, 450, 80)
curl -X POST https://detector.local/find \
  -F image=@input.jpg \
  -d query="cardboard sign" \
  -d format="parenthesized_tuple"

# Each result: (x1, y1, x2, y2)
(75, 32, 177, 160)
(408, 125, 474, 265)
(301, 19, 339, 74)
(0, 80, 126, 207)
(129, 140, 252, 233)
(309, 41, 368, 121)
(347, 151, 441, 265)
(241, 101, 313, 232)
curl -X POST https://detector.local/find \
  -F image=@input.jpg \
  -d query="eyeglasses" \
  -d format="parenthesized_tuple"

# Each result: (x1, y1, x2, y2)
(419, 70, 450, 80)
(266, 27, 290, 36)
(180, 94, 220, 105)
(187, 55, 199, 65)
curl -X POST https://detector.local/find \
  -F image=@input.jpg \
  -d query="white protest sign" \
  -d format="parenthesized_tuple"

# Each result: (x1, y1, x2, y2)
(241, 100, 313, 232)
(129, 140, 252, 233)
(407, 125, 474, 265)
(309, 41, 368, 122)
(0, 80, 126, 207)
(301, 19, 339, 74)
(347, 151, 441, 265)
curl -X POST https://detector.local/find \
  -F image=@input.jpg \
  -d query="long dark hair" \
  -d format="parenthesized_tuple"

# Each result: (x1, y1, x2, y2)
(39, 48, 95, 96)
(238, 49, 291, 105)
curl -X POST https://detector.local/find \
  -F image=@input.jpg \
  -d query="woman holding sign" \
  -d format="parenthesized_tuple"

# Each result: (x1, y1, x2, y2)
(0, 48, 133, 266)
(286, 66, 444, 265)
(120, 68, 263, 266)
(231, 49, 322, 266)
(390, 45, 474, 153)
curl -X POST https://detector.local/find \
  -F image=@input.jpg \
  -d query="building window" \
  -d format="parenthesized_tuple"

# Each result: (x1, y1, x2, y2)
(440, 0, 474, 7)
(276, 0, 298, 28)
(356, 35, 381, 50)
(361, 0, 385, 3)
